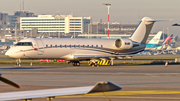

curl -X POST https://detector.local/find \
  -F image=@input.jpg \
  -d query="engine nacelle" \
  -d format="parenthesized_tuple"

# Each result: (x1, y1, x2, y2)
(115, 39, 133, 49)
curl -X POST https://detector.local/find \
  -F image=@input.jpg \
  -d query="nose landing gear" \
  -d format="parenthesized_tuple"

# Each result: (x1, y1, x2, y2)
(16, 59, 21, 66)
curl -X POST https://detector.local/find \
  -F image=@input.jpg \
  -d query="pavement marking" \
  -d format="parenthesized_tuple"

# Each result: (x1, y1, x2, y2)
(86, 90, 180, 96)
(53, 90, 180, 98)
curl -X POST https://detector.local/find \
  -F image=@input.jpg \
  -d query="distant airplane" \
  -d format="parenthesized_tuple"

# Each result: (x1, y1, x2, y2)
(172, 23, 180, 26)
(164, 35, 173, 45)
(5, 17, 164, 67)
(0, 81, 121, 101)
(163, 36, 179, 53)
(146, 31, 162, 48)
(145, 34, 173, 50)
(169, 36, 178, 47)
(0, 71, 20, 88)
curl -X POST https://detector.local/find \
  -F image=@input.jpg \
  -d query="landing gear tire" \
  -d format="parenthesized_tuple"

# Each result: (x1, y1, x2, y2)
(90, 62, 99, 67)
(72, 61, 80, 66)
(16, 59, 21, 66)
(76, 62, 80, 66)
(91, 63, 95, 67)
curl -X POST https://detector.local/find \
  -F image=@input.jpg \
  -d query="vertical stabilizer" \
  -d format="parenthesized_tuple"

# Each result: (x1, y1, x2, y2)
(130, 17, 156, 43)
(162, 34, 173, 45)
(148, 31, 162, 44)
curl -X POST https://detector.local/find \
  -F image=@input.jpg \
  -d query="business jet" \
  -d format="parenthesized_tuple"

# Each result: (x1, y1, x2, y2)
(5, 17, 163, 67)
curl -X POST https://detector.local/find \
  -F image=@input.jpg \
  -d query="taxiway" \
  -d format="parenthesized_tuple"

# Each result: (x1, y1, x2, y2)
(0, 64, 180, 101)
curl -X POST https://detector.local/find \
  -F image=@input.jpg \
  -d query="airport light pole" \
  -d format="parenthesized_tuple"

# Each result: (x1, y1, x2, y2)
(162, 26, 165, 41)
(167, 27, 169, 36)
(103, 3, 111, 37)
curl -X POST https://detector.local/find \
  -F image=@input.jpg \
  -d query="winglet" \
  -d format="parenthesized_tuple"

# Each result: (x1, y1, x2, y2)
(88, 81, 122, 93)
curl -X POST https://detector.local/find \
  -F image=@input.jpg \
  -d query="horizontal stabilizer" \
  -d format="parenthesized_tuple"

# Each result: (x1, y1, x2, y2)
(145, 19, 172, 22)
(0, 81, 121, 101)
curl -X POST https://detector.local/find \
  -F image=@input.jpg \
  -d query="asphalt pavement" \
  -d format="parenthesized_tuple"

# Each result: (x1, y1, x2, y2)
(0, 64, 180, 101)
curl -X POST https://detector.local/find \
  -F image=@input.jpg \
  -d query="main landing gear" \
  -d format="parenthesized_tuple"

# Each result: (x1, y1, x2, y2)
(70, 61, 80, 66)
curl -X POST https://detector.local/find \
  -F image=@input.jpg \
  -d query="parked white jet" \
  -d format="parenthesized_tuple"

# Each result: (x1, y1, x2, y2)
(5, 17, 161, 67)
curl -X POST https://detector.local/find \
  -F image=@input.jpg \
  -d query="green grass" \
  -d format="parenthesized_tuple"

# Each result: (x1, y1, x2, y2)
(0, 60, 179, 65)
(0, 54, 180, 65)
(130, 55, 180, 59)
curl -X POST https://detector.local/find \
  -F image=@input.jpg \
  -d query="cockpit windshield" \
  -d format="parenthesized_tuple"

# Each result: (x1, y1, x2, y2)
(15, 42, 33, 46)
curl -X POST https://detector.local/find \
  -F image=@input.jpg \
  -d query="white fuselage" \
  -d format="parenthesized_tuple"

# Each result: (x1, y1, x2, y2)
(5, 38, 145, 61)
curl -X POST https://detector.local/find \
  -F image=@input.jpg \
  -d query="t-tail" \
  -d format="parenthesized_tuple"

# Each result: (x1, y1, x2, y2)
(162, 34, 173, 45)
(130, 17, 159, 43)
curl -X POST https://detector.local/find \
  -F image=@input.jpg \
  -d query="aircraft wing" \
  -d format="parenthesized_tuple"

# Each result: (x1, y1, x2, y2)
(0, 81, 121, 101)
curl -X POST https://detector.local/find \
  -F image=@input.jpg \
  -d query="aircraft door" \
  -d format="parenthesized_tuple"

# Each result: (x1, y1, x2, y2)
(35, 39, 44, 55)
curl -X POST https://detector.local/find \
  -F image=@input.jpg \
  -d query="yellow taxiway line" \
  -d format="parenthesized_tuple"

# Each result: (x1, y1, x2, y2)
(86, 90, 180, 96)
(53, 90, 180, 98)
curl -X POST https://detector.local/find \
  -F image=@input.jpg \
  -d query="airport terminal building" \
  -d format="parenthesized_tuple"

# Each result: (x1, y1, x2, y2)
(20, 14, 91, 34)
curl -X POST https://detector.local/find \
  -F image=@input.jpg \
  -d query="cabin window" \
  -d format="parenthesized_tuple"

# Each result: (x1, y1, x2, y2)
(15, 42, 33, 46)
(50, 45, 52, 47)
(82, 45, 85, 48)
(73, 45, 76, 48)
(86, 45, 89, 48)
(46, 45, 48, 48)
(65, 45, 67, 48)
(60, 45, 62, 48)
(91, 45, 93, 48)
(55, 45, 57, 48)
(69, 45, 71, 48)
(101, 45, 103, 48)
(96, 45, 98, 48)
(77, 45, 80, 48)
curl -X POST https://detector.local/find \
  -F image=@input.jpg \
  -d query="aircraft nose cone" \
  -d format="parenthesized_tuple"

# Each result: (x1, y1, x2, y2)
(5, 51, 10, 57)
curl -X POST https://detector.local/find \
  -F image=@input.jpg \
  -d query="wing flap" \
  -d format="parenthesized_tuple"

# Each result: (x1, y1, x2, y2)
(0, 81, 121, 101)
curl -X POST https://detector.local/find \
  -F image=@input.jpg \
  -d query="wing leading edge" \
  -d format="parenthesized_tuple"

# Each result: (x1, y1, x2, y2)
(0, 81, 121, 101)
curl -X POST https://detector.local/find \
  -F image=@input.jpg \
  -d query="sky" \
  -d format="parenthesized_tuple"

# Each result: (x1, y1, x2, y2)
(1, 0, 180, 37)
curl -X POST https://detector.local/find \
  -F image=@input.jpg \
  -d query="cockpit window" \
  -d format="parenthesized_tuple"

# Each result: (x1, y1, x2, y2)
(15, 42, 33, 46)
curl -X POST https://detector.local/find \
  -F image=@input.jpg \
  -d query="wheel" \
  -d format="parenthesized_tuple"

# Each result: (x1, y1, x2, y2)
(72, 62, 76, 66)
(91, 63, 95, 67)
(77, 62, 80, 66)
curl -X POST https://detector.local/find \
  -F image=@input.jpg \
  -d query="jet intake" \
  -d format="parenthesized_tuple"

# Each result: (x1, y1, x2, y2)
(115, 39, 133, 49)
